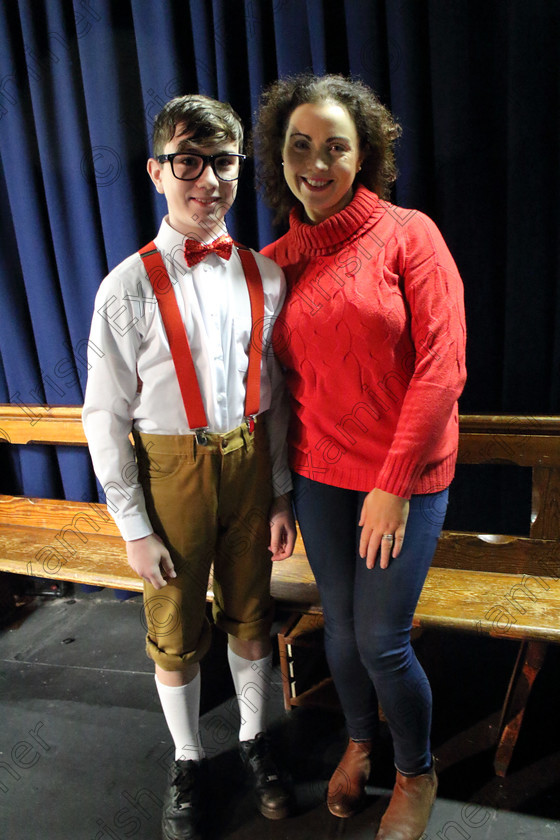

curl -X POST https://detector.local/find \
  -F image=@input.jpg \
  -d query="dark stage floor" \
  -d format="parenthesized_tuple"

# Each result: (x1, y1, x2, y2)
(1, 585, 560, 839)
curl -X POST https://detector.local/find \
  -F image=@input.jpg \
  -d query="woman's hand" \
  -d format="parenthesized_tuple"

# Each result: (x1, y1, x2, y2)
(269, 493, 297, 562)
(126, 533, 176, 589)
(359, 488, 409, 570)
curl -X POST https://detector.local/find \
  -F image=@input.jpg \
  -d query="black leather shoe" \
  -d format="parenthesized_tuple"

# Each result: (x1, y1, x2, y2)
(161, 759, 203, 840)
(239, 733, 292, 820)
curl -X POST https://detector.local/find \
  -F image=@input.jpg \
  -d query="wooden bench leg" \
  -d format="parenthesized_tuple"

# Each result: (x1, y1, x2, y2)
(494, 639, 548, 776)
(277, 612, 341, 711)
(277, 614, 300, 712)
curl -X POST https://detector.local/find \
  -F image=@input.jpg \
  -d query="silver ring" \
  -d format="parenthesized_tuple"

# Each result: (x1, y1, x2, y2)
(382, 534, 394, 542)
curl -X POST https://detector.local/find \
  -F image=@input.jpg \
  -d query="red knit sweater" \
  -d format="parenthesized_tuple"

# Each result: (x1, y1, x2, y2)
(261, 186, 467, 498)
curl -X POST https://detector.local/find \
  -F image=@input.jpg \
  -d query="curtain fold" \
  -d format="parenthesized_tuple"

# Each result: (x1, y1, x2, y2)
(0, 0, 558, 521)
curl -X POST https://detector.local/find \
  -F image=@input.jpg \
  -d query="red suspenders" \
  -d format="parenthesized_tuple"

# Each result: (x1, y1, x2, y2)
(137, 241, 264, 434)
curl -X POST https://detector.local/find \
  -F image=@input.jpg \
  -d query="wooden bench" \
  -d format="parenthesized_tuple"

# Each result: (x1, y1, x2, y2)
(1, 406, 559, 776)
(0, 404, 319, 602)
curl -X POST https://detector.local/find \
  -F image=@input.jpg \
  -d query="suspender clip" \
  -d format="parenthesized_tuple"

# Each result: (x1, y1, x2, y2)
(194, 429, 209, 446)
(245, 416, 256, 435)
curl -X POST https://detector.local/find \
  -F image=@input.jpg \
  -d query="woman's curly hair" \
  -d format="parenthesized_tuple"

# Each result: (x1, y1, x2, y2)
(251, 74, 401, 224)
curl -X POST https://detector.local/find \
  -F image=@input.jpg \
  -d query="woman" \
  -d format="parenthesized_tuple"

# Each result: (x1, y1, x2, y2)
(253, 74, 466, 840)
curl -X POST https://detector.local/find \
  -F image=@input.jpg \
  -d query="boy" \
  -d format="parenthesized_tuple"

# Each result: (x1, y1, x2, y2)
(82, 95, 296, 840)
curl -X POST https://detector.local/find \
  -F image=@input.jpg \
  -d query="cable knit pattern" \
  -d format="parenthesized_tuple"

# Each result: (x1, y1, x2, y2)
(262, 186, 467, 498)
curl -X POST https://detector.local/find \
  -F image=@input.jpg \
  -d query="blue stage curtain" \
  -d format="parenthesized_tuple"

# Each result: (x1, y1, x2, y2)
(0, 0, 559, 513)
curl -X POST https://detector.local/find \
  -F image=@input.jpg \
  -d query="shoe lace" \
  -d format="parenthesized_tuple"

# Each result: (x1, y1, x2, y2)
(248, 735, 280, 783)
(170, 762, 197, 808)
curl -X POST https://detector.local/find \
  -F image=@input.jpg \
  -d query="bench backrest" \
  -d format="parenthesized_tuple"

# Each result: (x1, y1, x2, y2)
(1, 406, 559, 579)
(432, 415, 560, 579)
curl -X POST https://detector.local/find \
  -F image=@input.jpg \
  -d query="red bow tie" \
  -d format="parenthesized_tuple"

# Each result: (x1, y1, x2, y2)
(183, 235, 233, 267)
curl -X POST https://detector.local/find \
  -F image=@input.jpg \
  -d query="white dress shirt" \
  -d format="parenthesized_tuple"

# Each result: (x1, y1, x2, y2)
(82, 217, 291, 541)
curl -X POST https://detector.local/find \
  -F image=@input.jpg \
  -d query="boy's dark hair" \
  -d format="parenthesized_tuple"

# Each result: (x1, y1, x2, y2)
(152, 94, 244, 157)
(251, 73, 401, 224)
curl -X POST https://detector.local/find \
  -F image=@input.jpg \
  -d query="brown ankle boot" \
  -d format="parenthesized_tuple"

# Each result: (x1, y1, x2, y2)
(375, 763, 437, 839)
(327, 739, 373, 818)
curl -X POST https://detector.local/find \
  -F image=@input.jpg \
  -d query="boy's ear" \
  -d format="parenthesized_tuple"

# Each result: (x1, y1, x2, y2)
(147, 157, 165, 194)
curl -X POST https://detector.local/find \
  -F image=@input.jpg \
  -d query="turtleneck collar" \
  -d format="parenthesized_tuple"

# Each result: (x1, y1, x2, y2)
(287, 184, 383, 256)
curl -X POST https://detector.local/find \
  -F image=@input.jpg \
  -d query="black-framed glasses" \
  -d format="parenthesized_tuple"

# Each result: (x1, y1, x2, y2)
(157, 152, 246, 182)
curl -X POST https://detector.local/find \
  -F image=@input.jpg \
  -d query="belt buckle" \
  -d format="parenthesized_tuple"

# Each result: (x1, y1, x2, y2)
(195, 428, 209, 446)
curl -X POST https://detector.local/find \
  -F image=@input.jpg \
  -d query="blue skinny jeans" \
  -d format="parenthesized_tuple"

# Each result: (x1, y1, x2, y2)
(293, 475, 449, 775)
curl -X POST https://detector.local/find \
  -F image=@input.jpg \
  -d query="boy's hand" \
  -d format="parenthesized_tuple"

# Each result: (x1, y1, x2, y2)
(269, 493, 296, 562)
(126, 533, 176, 589)
(359, 488, 409, 570)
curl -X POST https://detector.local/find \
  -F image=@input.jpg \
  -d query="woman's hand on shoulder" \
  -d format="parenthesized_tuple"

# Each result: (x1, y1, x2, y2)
(359, 488, 409, 570)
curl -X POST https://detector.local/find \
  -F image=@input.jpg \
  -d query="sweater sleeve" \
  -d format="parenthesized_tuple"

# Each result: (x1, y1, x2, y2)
(375, 213, 467, 498)
(253, 251, 293, 497)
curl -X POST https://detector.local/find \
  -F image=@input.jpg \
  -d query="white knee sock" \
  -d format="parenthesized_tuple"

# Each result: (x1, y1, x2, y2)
(227, 647, 273, 742)
(155, 671, 204, 762)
